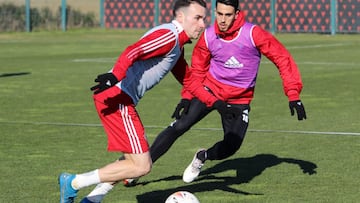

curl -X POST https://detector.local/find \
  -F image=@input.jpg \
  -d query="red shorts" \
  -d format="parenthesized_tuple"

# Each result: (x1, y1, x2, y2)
(93, 86, 149, 154)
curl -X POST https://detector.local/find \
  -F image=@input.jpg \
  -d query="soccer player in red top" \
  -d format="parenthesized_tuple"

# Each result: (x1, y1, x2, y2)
(144, 0, 307, 184)
(58, 1, 206, 202)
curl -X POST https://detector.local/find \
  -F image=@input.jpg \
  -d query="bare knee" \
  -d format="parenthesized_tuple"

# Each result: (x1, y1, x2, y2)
(124, 152, 152, 177)
(133, 161, 152, 177)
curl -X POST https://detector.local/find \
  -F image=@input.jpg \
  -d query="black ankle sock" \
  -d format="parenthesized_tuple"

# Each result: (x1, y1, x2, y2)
(196, 150, 207, 162)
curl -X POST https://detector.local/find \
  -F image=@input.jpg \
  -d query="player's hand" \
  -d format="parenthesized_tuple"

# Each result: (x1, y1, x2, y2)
(213, 100, 241, 119)
(289, 100, 307, 120)
(90, 73, 118, 94)
(171, 99, 190, 119)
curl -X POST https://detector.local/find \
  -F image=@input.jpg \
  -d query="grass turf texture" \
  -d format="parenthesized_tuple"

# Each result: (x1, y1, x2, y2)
(0, 29, 359, 202)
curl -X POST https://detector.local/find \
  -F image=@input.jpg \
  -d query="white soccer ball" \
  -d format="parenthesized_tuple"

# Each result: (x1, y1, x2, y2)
(165, 191, 200, 203)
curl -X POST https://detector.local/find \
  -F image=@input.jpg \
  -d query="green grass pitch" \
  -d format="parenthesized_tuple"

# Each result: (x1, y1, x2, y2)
(0, 29, 359, 202)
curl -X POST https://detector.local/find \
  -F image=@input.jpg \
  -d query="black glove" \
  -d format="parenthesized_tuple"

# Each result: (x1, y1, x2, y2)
(289, 100, 307, 120)
(171, 99, 191, 119)
(90, 73, 118, 94)
(213, 100, 241, 119)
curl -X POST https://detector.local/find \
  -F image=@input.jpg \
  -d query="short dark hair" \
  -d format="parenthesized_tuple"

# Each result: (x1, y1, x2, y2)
(173, 0, 207, 17)
(216, 0, 239, 10)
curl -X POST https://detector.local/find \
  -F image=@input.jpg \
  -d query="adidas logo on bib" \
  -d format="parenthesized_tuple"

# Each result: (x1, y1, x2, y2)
(224, 56, 243, 68)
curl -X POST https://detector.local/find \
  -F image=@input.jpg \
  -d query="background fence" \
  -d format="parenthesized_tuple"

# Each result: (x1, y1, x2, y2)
(0, 0, 359, 34)
(0, 0, 100, 31)
(104, 0, 359, 34)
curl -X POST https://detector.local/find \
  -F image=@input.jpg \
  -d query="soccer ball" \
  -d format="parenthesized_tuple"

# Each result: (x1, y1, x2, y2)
(165, 191, 200, 203)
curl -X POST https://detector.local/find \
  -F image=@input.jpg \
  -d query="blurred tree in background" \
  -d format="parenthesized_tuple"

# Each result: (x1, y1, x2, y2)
(0, 3, 97, 32)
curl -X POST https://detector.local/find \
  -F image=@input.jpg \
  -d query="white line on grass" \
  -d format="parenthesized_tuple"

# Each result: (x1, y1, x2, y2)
(72, 43, 357, 66)
(2, 120, 360, 136)
(287, 43, 350, 49)
(72, 58, 116, 63)
(261, 61, 358, 66)
(72, 58, 358, 67)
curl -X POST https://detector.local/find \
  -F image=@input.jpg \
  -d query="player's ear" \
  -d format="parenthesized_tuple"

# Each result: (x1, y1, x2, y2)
(235, 10, 240, 19)
(175, 9, 185, 23)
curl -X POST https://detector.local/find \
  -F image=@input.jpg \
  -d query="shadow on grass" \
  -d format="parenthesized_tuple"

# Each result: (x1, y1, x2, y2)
(136, 153, 317, 202)
(0, 72, 31, 78)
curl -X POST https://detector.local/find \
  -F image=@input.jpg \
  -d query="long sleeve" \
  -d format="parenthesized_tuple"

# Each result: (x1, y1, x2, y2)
(111, 29, 176, 81)
(183, 33, 219, 107)
(170, 49, 189, 85)
(252, 26, 303, 101)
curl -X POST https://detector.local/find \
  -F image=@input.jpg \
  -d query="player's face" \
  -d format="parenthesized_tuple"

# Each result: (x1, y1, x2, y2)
(179, 3, 206, 39)
(215, 3, 238, 32)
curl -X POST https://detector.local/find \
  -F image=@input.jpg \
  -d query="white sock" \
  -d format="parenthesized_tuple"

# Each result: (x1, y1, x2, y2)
(86, 183, 114, 202)
(72, 169, 101, 190)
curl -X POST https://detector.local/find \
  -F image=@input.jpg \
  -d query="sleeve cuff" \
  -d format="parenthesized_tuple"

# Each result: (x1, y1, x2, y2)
(181, 88, 194, 100)
(287, 90, 300, 101)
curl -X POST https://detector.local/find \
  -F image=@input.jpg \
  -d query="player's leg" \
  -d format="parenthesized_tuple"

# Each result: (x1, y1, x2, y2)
(61, 87, 151, 203)
(79, 182, 116, 203)
(150, 98, 211, 163)
(183, 104, 250, 183)
(79, 154, 152, 203)
(70, 154, 151, 187)
(99, 153, 152, 181)
(122, 98, 211, 186)
(207, 104, 250, 160)
(65, 152, 152, 203)
(93, 87, 152, 177)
